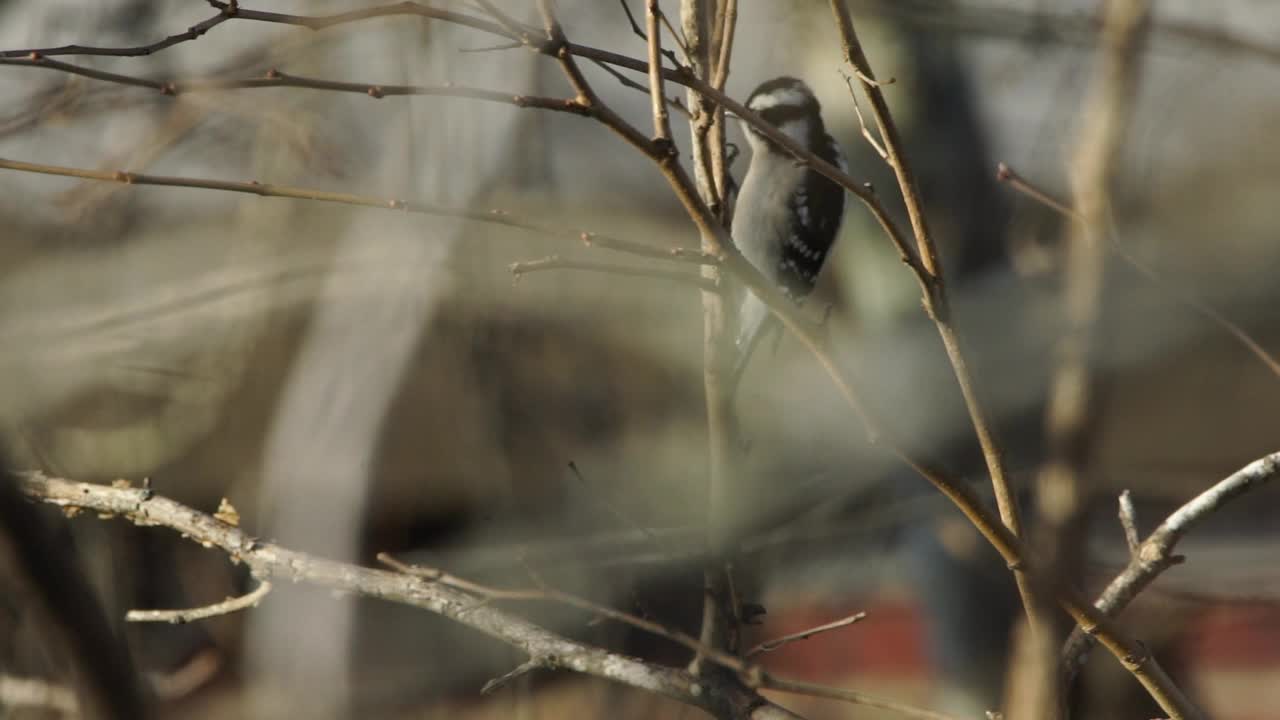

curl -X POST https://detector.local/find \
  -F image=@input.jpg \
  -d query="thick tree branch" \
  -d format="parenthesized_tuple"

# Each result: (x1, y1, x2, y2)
(15, 473, 714, 713)
(18, 473, 959, 720)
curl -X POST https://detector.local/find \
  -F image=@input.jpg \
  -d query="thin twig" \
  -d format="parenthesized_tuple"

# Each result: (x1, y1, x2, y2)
(744, 611, 867, 659)
(459, 40, 524, 53)
(839, 71, 888, 160)
(709, 0, 737, 92)
(760, 676, 957, 720)
(380, 553, 952, 720)
(126, 579, 272, 623)
(469, 0, 536, 42)
(645, 0, 674, 142)
(996, 161, 1280, 380)
(590, 59, 690, 117)
(659, 11, 692, 65)
(615, 0, 682, 67)
(707, 0, 737, 205)
(566, 462, 668, 552)
(481, 658, 542, 695)
(202, 0, 515, 39)
(509, 255, 714, 291)
(0, 157, 711, 268)
(0, 10, 911, 267)
(0, 10, 234, 58)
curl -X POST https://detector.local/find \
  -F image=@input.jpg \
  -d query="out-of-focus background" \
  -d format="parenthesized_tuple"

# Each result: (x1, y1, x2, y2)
(1, 1, 1278, 718)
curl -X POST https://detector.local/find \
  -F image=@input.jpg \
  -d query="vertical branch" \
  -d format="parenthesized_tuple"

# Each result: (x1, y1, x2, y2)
(707, 0, 737, 208)
(1040, 0, 1152, 519)
(680, 0, 735, 668)
(1043, 0, 1153, 712)
(645, 0, 673, 142)
(826, 0, 1040, 637)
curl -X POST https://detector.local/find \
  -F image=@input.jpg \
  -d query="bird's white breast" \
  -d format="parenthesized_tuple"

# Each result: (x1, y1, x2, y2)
(732, 150, 808, 281)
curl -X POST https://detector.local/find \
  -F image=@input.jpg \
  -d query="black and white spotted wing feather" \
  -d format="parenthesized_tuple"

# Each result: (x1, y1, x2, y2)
(776, 134, 846, 300)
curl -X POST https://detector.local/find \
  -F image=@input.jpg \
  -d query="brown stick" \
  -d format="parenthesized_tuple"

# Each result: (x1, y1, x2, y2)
(826, 0, 1039, 640)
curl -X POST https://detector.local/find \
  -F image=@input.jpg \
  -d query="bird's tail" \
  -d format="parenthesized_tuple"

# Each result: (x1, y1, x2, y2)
(728, 293, 781, 396)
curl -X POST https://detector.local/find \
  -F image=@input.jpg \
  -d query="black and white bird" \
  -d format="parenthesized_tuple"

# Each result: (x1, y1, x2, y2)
(730, 76, 846, 384)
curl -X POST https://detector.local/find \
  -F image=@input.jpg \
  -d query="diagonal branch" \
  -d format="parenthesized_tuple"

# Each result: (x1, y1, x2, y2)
(826, 0, 1039, 641)
(17, 473, 711, 710)
(1061, 451, 1280, 689)
(18, 473, 960, 720)
(996, 162, 1280, 380)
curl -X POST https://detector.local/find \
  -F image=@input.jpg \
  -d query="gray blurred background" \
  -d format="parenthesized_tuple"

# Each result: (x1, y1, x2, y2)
(1, 1, 1279, 719)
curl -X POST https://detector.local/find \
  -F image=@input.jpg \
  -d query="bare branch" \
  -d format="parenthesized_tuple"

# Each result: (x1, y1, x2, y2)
(0, 5, 909, 268)
(458, 40, 524, 54)
(0, 10, 234, 58)
(744, 611, 866, 659)
(591, 59, 691, 117)
(659, 12, 692, 65)
(838, 71, 888, 160)
(202, 0, 516, 40)
(126, 578, 272, 624)
(9, 474, 967, 720)
(827, 0, 1039, 641)
(480, 658, 542, 695)
(615, 0, 683, 67)
(379, 552, 748, 674)
(1061, 452, 1280, 682)
(760, 676, 958, 720)
(645, 0, 674, 142)
(0, 156, 709, 268)
(469, 0, 538, 42)
(509, 255, 715, 291)
(0, 56, 593, 108)
(996, 161, 1280, 380)
(709, 0, 737, 92)
(18, 474, 715, 712)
